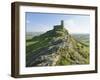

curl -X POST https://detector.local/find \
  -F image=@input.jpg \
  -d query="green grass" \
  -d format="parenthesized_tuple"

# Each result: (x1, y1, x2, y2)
(26, 41, 38, 46)
(26, 36, 52, 55)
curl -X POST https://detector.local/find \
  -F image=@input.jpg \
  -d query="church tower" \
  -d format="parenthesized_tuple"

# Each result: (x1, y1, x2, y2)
(61, 20, 64, 26)
(61, 20, 64, 27)
(53, 20, 64, 30)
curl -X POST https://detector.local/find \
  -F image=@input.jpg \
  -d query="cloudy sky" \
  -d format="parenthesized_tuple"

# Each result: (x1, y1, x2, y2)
(26, 12, 90, 34)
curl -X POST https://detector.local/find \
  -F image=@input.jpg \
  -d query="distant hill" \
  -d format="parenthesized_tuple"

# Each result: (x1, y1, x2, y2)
(26, 20, 89, 67)
(71, 34, 89, 46)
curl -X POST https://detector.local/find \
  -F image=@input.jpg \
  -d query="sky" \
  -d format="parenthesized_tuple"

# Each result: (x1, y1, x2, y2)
(26, 12, 90, 34)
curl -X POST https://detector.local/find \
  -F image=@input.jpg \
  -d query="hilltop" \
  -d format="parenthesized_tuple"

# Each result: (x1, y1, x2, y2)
(26, 20, 89, 67)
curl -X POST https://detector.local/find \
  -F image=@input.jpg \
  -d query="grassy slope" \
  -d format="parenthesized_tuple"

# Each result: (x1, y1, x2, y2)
(26, 31, 89, 65)
(56, 35, 89, 65)
(26, 30, 54, 56)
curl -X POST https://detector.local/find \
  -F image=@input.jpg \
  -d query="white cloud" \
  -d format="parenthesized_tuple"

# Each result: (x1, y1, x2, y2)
(26, 20, 30, 24)
(64, 19, 89, 34)
(64, 19, 76, 33)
